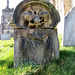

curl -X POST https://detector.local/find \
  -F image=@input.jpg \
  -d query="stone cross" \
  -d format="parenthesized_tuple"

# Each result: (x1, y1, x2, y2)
(7, 0, 9, 8)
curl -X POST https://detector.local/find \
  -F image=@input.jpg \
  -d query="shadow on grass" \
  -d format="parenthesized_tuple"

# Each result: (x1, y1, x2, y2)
(60, 50, 75, 57)
(55, 50, 75, 64)
(0, 50, 75, 75)
(32, 50, 75, 75)
(0, 60, 14, 68)
(0, 60, 6, 66)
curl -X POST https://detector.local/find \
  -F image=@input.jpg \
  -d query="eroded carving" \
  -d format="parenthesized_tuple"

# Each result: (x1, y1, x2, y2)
(10, 0, 60, 67)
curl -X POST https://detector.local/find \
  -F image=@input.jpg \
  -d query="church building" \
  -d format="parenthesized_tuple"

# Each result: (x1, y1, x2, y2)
(0, 0, 14, 37)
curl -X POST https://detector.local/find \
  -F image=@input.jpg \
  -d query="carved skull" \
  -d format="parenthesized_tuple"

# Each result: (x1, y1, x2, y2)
(13, 0, 60, 29)
(23, 5, 52, 28)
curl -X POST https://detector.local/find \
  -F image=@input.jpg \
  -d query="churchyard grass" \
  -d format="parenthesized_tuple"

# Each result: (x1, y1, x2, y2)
(0, 35, 75, 75)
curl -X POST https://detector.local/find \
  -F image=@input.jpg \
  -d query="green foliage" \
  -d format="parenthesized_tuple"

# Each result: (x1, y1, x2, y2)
(0, 38, 14, 75)
(0, 38, 14, 47)
(0, 35, 75, 75)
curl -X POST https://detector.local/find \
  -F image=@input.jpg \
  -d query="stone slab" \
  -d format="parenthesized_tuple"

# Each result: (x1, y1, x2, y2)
(63, 7, 75, 46)
(1, 34, 11, 40)
(14, 29, 59, 67)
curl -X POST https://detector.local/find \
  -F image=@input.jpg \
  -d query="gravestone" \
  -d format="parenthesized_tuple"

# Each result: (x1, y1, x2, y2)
(0, 25, 2, 40)
(10, 0, 60, 67)
(63, 7, 75, 46)
(1, 34, 11, 40)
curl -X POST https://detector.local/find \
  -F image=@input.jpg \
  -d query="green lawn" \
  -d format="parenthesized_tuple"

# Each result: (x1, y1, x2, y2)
(0, 35, 75, 75)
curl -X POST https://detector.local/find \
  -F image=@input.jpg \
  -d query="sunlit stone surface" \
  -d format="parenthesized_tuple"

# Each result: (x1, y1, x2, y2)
(10, 0, 60, 67)
(63, 7, 75, 46)
(1, 34, 11, 40)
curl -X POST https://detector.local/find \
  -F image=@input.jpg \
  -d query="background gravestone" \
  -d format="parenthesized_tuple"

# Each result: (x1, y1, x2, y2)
(63, 7, 75, 46)
(10, 0, 60, 67)
(1, 34, 11, 40)
(0, 0, 14, 39)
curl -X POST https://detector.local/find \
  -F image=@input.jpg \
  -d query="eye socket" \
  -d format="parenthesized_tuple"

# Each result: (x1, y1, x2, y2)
(40, 17, 44, 23)
(30, 20, 34, 23)
(40, 17, 42, 19)
(34, 11, 36, 14)
(24, 20, 29, 27)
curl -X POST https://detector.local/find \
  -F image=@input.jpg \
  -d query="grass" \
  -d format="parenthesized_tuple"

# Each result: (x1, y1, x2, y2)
(0, 35, 75, 75)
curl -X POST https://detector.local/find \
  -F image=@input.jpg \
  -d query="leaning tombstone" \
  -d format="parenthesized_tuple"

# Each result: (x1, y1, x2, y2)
(10, 0, 60, 67)
(63, 7, 75, 46)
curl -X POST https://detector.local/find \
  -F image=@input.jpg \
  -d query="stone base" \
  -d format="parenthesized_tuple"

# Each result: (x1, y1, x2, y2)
(14, 28, 59, 67)
(1, 34, 11, 40)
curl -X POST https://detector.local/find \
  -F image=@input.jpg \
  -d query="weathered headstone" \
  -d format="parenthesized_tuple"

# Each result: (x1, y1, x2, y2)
(1, 34, 11, 40)
(10, 0, 60, 67)
(63, 7, 75, 46)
